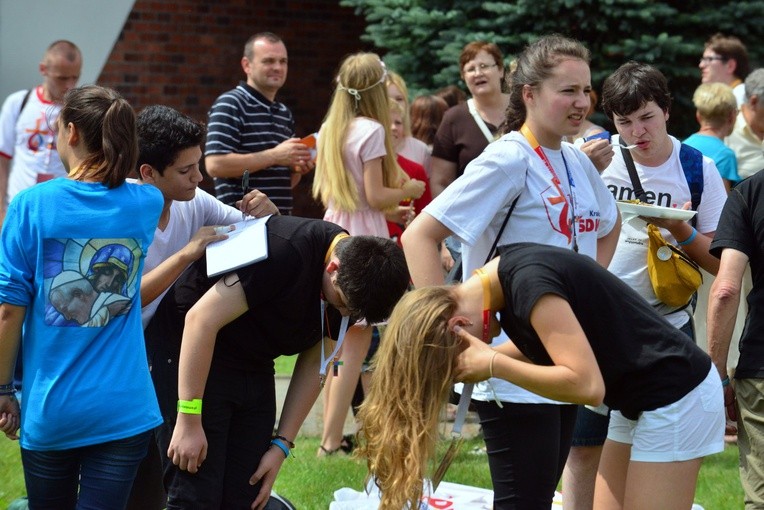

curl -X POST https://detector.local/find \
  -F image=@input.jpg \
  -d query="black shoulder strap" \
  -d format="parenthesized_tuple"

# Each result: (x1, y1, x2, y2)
(485, 196, 520, 263)
(18, 89, 33, 117)
(15, 89, 33, 130)
(620, 143, 648, 202)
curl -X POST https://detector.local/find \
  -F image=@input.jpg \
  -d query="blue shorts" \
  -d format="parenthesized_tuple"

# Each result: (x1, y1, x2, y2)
(571, 405, 609, 447)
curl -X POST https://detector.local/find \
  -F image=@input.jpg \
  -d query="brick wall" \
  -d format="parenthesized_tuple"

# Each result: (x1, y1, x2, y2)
(98, 0, 369, 217)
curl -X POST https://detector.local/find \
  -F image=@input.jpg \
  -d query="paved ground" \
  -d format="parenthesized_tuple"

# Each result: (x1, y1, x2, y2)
(275, 375, 482, 439)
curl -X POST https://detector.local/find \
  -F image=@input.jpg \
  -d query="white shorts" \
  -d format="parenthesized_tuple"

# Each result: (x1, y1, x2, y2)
(607, 365, 725, 462)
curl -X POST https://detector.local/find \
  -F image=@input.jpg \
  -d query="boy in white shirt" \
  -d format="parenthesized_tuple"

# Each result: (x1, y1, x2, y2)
(128, 105, 277, 509)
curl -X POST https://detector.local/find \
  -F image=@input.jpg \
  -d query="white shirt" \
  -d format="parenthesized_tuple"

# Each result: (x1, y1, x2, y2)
(141, 187, 242, 327)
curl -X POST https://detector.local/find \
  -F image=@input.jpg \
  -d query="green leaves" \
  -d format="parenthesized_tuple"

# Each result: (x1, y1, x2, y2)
(342, 0, 763, 136)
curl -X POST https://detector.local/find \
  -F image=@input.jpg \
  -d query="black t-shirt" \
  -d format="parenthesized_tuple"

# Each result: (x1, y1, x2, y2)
(146, 215, 345, 374)
(497, 243, 711, 419)
(710, 171, 764, 378)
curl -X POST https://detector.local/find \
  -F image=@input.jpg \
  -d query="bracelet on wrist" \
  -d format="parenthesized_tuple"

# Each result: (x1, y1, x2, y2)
(489, 351, 499, 379)
(678, 227, 697, 246)
(177, 398, 202, 415)
(0, 383, 14, 391)
(722, 376, 730, 387)
(270, 437, 293, 458)
(273, 434, 295, 449)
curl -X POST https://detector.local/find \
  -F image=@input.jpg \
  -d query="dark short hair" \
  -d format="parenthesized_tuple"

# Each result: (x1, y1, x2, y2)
(136, 105, 205, 175)
(334, 236, 410, 324)
(45, 40, 81, 64)
(243, 32, 283, 60)
(601, 62, 671, 119)
(705, 33, 750, 81)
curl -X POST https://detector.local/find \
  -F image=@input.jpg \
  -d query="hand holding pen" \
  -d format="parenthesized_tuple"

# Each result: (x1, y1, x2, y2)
(241, 169, 250, 221)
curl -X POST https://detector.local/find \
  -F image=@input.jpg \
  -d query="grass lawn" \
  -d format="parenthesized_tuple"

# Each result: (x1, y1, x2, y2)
(0, 356, 745, 508)
(0, 432, 744, 509)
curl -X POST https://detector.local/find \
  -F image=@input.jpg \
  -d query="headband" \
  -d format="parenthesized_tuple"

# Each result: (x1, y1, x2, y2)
(337, 60, 388, 108)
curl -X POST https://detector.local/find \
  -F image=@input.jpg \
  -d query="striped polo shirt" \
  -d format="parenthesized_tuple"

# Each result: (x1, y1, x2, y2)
(205, 82, 295, 214)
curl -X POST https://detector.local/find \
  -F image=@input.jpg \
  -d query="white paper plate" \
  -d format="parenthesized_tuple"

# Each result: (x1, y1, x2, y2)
(617, 201, 697, 221)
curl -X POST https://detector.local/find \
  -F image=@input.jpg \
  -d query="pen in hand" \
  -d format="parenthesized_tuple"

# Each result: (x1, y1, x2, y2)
(241, 169, 250, 221)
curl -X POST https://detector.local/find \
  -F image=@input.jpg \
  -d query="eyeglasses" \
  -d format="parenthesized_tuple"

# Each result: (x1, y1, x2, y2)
(464, 63, 498, 76)
(699, 56, 727, 64)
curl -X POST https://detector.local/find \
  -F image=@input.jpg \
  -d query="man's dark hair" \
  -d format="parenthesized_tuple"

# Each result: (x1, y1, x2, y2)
(244, 32, 283, 60)
(601, 61, 672, 119)
(334, 236, 410, 324)
(136, 105, 205, 175)
(705, 33, 750, 81)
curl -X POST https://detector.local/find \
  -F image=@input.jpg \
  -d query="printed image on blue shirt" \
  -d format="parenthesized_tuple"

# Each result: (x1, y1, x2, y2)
(43, 238, 143, 327)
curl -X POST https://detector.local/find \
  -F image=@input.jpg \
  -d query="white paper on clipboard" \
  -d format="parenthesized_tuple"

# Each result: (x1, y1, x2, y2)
(206, 215, 271, 277)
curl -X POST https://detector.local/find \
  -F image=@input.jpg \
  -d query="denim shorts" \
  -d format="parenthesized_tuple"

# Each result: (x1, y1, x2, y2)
(571, 405, 610, 447)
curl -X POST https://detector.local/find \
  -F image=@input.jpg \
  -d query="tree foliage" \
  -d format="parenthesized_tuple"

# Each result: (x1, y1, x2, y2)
(340, 0, 763, 137)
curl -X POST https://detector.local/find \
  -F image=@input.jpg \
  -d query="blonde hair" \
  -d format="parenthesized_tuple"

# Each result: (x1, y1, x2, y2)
(389, 97, 405, 118)
(385, 71, 411, 136)
(357, 286, 460, 510)
(314, 53, 402, 211)
(692, 82, 737, 128)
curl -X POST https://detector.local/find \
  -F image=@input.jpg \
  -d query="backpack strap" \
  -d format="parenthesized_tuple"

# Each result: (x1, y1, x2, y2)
(14, 89, 33, 131)
(18, 89, 32, 114)
(679, 143, 704, 228)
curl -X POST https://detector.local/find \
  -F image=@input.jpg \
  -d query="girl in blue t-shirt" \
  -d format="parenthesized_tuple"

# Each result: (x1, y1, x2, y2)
(0, 85, 163, 509)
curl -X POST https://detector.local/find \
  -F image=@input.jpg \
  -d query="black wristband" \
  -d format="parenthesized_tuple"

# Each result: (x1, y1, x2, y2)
(273, 434, 295, 449)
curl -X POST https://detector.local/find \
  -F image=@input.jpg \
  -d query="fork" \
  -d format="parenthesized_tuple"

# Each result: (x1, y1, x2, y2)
(612, 143, 638, 150)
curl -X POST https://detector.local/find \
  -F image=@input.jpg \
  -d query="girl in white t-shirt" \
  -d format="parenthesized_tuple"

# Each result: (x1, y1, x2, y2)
(313, 52, 425, 457)
(400, 35, 620, 509)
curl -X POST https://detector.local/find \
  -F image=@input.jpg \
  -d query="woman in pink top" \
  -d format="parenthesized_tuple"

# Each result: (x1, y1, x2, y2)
(313, 52, 424, 457)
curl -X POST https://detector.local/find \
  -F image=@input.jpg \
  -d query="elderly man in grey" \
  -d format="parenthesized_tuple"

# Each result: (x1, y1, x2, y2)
(726, 69, 764, 180)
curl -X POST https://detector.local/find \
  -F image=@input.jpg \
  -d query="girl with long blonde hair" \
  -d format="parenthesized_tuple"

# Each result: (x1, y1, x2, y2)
(314, 52, 425, 457)
(359, 244, 724, 510)
(357, 286, 460, 510)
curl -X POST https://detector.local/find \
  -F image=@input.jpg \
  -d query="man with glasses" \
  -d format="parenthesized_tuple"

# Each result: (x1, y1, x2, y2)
(0, 40, 82, 227)
(204, 32, 312, 214)
(699, 33, 750, 106)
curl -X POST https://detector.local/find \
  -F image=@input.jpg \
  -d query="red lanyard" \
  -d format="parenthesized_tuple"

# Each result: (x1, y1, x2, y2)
(519, 124, 579, 252)
(475, 268, 492, 343)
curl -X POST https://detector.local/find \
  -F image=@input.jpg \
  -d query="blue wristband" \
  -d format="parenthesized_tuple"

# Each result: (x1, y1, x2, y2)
(678, 228, 697, 246)
(722, 376, 730, 387)
(270, 438, 290, 458)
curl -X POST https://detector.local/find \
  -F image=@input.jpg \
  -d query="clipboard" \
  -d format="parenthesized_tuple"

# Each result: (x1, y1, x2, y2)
(206, 215, 271, 277)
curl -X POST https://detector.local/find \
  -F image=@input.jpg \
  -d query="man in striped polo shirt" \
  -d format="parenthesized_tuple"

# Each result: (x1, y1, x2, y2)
(204, 32, 313, 214)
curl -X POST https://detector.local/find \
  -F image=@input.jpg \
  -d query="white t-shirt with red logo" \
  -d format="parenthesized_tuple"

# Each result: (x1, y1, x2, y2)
(0, 86, 66, 205)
